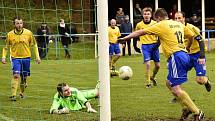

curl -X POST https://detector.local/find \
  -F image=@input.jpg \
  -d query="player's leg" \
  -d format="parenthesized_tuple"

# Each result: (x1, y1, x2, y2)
(127, 40, 131, 56)
(150, 46, 160, 86)
(122, 43, 126, 56)
(167, 52, 203, 119)
(81, 89, 99, 100)
(141, 44, 152, 87)
(191, 53, 211, 92)
(111, 43, 121, 67)
(109, 44, 114, 70)
(20, 58, 31, 98)
(10, 58, 22, 101)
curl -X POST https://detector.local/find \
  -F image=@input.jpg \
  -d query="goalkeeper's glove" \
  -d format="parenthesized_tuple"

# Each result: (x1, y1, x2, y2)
(53, 108, 70, 114)
(87, 107, 97, 113)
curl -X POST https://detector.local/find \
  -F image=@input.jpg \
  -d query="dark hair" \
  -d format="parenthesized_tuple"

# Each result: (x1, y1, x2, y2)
(13, 16, 22, 24)
(154, 8, 168, 19)
(57, 82, 67, 97)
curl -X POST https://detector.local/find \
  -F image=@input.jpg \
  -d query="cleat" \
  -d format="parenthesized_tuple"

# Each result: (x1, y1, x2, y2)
(180, 109, 192, 121)
(169, 97, 177, 103)
(110, 66, 116, 71)
(19, 93, 24, 99)
(193, 110, 204, 121)
(145, 84, 152, 88)
(110, 70, 119, 77)
(204, 80, 211, 92)
(9, 96, 16, 101)
(150, 77, 157, 86)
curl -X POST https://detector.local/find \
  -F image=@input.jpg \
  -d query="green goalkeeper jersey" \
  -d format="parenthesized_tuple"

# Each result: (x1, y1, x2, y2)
(50, 87, 88, 113)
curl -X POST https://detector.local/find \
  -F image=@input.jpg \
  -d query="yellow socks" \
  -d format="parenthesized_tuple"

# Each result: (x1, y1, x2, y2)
(145, 70, 151, 85)
(177, 90, 199, 114)
(11, 77, 19, 96)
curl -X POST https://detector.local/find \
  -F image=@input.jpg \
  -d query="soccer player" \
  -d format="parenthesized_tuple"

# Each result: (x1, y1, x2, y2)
(175, 11, 211, 91)
(108, 19, 121, 76)
(135, 7, 160, 88)
(118, 8, 205, 121)
(2, 17, 41, 101)
(50, 82, 99, 114)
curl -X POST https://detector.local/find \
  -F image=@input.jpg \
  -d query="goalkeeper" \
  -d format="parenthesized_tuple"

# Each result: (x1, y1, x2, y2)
(50, 82, 99, 114)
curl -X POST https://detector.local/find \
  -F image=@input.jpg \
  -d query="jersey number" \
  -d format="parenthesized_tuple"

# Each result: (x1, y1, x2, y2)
(175, 31, 183, 44)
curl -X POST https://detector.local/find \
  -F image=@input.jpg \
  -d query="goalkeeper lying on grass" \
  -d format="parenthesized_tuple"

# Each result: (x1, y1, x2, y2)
(50, 82, 99, 114)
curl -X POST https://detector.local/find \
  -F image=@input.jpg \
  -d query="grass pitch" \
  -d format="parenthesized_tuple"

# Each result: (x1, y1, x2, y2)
(0, 52, 215, 121)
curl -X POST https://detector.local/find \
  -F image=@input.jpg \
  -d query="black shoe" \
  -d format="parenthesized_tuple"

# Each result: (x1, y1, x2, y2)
(110, 70, 119, 77)
(9, 96, 16, 101)
(193, 110, 204, 121)
(180, 109, 192, 121)
(145, 84, 152, 88)
(150, 77, 157, 86)
(205, 80, 211, 92)
(19, 93, 24, 99)
(110, 66, 116, 71)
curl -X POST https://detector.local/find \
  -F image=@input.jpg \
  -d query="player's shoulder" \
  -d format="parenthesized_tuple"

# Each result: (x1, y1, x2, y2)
(23, 28, 33, 34)
(186, 23, 200, 31)
(151, 20, 157, 24)
(7, 30, 15, 35)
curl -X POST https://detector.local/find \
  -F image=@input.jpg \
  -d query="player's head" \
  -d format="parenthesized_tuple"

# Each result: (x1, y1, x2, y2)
(57, 82, 71, 97)
(154, 8, 168, 22)
(13, 17, 23, 31)
(175, 11, 185, 24)
(124, 15, 129, 22)
(142, 7, 152, 22)
(60, 19, 65, 24)
(110, 19, 116, 28)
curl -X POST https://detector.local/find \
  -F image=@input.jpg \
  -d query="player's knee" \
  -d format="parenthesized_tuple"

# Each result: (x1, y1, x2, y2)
(196, 77, 206, 85)
(155, 64, 160, 70)
(13, 74, 20, 79)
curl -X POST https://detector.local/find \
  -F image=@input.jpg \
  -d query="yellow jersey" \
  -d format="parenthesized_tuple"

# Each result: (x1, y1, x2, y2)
(144, 20, 194, 59)
(135, 20, 158, 44)
(185, 23, 203, 54)
(2, 28, 39, 59)
(108, 26, 121, 44)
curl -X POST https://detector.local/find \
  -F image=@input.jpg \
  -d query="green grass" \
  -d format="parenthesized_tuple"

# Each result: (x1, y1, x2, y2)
(0, 52, 215, 121)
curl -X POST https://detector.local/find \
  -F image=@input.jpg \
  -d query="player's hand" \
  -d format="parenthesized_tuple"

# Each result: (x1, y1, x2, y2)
(59, 108, 70, 114)
(198, 58, 205, 65)
(117, 38, 125, 44)
(87, 107, 97, 113)
(36, 58, 41, 64)
(65, 33, 69, 37)
(1, 58, 6, 64)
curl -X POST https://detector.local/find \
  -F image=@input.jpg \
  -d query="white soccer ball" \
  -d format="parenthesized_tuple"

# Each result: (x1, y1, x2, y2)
(119, 66, 133, 80)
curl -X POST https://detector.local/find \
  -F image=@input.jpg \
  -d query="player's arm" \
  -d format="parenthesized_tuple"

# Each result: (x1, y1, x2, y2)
(31, 34, 41, 64)
(118, 29, 146, 43)
(2, 35, 10, 64)
(50, 94, 70, 114)
(185, 26, 205, 65)
(192, 27, 205, 59)
(76, 89, 97, 113)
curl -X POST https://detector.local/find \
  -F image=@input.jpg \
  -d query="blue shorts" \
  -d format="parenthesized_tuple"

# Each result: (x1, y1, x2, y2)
(141, 43, 160, 62)
(167, 51, 190, 87)
(109, 43, 121, 55)
(189, 52, 206, 76)
(11, 58, 31, 77)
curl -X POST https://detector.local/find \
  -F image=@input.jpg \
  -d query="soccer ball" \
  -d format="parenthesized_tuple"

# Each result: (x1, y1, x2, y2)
(119, 66, 133, 80)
